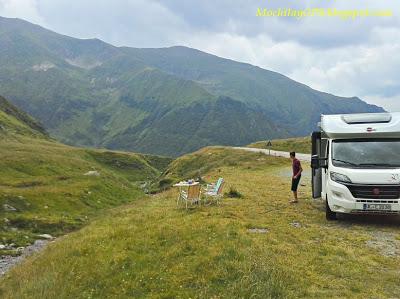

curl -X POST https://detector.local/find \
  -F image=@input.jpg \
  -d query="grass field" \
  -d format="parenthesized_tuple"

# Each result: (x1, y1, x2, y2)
(0, 135, 171, 252)
(1, 147, 399, 298)
(248, 137, 311, 154)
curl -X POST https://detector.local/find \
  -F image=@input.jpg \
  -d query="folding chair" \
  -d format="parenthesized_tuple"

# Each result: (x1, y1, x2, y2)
(203, 178, 225, 205)
(178, 184, 201, 209)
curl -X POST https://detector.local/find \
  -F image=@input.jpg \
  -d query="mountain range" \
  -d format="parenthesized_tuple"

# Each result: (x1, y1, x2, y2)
(0, 16, 383, 156)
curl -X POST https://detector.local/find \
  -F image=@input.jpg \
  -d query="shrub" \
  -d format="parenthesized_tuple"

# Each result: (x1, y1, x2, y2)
(225, 186, 243, 198)
(158, 178, 173, 189)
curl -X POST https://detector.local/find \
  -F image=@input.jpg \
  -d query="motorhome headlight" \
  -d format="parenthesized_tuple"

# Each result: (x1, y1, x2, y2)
(330, 172, 352, 184)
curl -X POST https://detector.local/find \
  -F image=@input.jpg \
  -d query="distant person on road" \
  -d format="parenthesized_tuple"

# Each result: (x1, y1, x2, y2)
(290, 151, 302, 203)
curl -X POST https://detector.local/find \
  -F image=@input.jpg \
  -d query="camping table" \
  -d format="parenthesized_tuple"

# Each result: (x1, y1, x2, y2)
(173, 181, 200, 202)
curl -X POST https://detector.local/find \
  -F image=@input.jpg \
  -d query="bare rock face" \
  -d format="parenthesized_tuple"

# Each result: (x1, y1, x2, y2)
(290, 221, 302, 228)
(32, 62, 55, 72)
(84, 170, 100, 177)
(37, 234, 54, 240)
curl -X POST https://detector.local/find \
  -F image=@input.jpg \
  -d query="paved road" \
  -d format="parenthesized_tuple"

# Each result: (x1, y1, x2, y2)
(232, 147, 311, 162)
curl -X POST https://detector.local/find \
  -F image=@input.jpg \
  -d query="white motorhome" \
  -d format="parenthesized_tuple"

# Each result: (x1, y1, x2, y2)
(311, 112, 400, 220)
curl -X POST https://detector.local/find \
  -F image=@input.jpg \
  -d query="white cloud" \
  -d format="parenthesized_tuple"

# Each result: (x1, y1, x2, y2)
(364, 95, 400, 112)
(35, 0, 187, 46)
(0, 0, 45, 25)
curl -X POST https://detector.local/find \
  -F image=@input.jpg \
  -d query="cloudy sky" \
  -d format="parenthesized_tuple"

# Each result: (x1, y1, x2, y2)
(1, 0, 399, 111)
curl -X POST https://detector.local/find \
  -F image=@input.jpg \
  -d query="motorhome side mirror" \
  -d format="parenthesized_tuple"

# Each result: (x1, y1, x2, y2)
(311, 155, 320, 169)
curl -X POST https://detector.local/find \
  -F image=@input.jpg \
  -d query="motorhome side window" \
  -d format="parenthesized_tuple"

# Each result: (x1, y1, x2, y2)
(331, 139, 400, 168)
(321, 139, 328, 159)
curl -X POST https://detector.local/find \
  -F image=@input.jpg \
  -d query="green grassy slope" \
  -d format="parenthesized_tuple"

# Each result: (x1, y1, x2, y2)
(1, 147, 399, 298)
(0, 16, 383, 156)
(0, 96, 47, 138)
(0, 96, 171, 253)
(103, 96, 286, 156)
(248, 137, 312, 154)
(156, 145, 273, 189)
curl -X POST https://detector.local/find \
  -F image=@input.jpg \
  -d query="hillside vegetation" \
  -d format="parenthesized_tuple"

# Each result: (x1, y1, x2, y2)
(0, 16, 382, 156)
(248, 137, 311, 154)
(1, 147, 399, 298)
(0, 96, 171, 253)
(0, 96, 47, 138)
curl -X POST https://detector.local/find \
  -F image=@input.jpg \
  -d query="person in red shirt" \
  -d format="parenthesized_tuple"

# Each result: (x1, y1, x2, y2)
(290, 151, 303, 203)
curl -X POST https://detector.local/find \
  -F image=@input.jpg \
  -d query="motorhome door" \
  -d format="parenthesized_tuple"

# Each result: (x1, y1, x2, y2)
(311, 131, 322, 198)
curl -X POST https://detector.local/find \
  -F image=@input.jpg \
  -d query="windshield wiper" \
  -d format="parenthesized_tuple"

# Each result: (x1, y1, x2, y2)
(358, 163, 400, 167)
(332, 159, 359, 166)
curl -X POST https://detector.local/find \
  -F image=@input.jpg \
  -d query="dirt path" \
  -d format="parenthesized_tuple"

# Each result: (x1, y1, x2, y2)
(232, 147, 311, 162)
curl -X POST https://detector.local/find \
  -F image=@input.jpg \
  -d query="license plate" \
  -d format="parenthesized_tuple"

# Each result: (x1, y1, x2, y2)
(363, 204, 391, 211)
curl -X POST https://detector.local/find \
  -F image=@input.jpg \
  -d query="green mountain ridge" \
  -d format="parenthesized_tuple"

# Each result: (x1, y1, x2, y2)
(0, 95, 171, 249)
(125, 46, 381, 135)
(0, 16, 383, 156)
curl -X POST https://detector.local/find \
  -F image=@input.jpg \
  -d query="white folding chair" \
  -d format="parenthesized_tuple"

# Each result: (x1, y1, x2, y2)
(203, 178, 225, 205)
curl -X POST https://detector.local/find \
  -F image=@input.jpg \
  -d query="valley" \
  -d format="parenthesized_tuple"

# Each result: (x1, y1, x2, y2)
(0, 147, 399, 298)
(0, 95, 399, 298)
(0, 96, 171, 256)
(0, 4, 398, 299)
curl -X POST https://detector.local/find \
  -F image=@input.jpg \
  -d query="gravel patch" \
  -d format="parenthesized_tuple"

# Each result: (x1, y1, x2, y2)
(366, 231, 400, 257)
(0, 239, 50, 276)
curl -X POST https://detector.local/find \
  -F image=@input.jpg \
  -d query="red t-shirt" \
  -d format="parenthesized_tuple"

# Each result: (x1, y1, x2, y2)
(292, 158, 301, 176)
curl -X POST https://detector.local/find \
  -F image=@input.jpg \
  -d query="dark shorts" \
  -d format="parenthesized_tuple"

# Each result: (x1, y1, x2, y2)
(291, 175, 301, 192)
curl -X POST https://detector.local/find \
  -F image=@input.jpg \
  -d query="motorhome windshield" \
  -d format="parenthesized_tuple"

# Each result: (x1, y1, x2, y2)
(332, 139, 400, 168)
